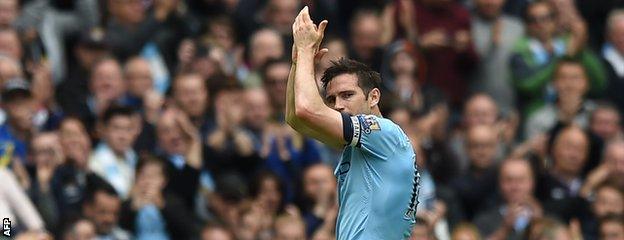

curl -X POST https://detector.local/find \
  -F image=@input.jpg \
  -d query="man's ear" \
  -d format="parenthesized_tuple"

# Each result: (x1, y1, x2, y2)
(368, 88, 380, 108)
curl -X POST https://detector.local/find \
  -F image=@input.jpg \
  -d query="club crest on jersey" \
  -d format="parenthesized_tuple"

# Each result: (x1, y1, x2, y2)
(357, 115, 381, 134)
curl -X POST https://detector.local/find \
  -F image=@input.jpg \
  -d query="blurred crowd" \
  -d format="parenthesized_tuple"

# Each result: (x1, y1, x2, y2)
(0, 0, 623, 239)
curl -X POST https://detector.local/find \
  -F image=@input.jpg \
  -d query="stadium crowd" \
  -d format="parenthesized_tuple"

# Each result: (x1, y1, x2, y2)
(0, 0, 623, 239)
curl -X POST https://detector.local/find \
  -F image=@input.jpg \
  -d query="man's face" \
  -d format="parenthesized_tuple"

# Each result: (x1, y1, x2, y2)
(173, 75, 208, 118)
(606, 144, 624, 175)
(0, 0, 17, 28)
(90, 60, 126, 102)
(124, 58, 153, 98)
(0, 58, 21, 84)
(60, 119, 91, 168)
(325, 74, 373, 115)
(257, 178, 281, 214)
(266, 0, 299, 35)
(135, 163, 166, 191)
(303, 165, 336, 201)
(84, 192, 120, 235)
(464, 96, 498, 127)
(156, 110, 187, 155)
(265, 63, 290, 109)
(5, 97, 35, 131)
(527, 3, 556, 41)
(102, 115, 136, 155)
(552, 129, 588, 177)
(609, 16, 624, 54)
(591, 109, 621, 141)
(31, 133, 60, 167)
(475, 0, 505, 19)
(0, 31, 21, 60)
(593, 187, 624, 218)
(601, 221, 624, 240)
(554, 63, 588, 101)
(244, 89, 272, 131)
(466, 126, 498, 170)
(351, 15, 382, 55)
(500, 160, 534, 204)
(250, 31, 284, 68)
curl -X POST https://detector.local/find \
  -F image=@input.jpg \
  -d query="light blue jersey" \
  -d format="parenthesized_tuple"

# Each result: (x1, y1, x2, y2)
(335, 114, 419, 240)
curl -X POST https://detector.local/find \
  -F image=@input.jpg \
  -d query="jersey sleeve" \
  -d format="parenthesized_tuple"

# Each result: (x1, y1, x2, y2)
(342, 113, 403, 156)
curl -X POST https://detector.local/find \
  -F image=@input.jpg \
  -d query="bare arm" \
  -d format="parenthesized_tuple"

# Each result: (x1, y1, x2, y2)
(286, 7, 345, 149)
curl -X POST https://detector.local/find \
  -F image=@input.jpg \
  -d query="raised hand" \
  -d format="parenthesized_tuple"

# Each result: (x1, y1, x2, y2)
(293, 6, 328, 52)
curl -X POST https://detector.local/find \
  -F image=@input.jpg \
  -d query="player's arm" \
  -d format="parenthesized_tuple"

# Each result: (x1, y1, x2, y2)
(286, 7, 346, 149)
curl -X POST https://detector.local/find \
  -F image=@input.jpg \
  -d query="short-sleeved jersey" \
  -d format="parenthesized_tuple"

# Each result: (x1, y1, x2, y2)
(335, 113, 420, 240)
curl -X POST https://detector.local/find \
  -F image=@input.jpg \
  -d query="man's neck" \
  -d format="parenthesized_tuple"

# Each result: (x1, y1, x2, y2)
(551, 168, 579, 184)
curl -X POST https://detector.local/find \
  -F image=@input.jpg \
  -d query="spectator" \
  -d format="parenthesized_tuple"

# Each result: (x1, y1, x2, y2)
(589, 102, 623, 143)
(27, 132, 63, 231)
(580, 140, 624, 200)
(470, 0, 524, 111)
(450, 93, 504, 174)
(299, 164, 336, 237)
(600, 214, 624, 240)
(510, 0, 606, 117)
(604, 9, 624, 114)
(537, 125, 589, 221)
(171, 73, 212, 135)
(81, 177, 131, 240)
(56, 28, 111, 118)
(243, 88, 273, 148)
(450, 125, 500, 220)
(0, 54, 22, 84)
(348, 9, 384, 72)
(262, 0, 300, 43)
(0, 78, 36, 166)
(261, 58, 290, 119)
(0, 28, 22, 60)
(0, 0, 17, 28)
(31, 61, 62, 131)
(242, 29, 285, 88)
(119, 156, 198, 239)
(17, 0, 100, 83)
(524, 58, 596, 139)
(388, 0, 478, 107)
(474, 158, 542, 240)
(88, 105, 140, 199)
(52, 117, 101, 223)
(104, 0, 178, 62)
(205, 85, 259, 183)
(154, 108, 202, 210)
(580, 181, 624, 239)
(124, 56, 161, 120)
